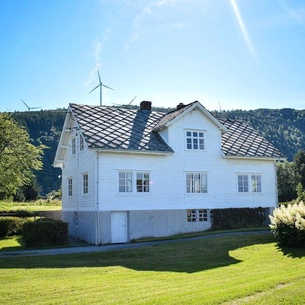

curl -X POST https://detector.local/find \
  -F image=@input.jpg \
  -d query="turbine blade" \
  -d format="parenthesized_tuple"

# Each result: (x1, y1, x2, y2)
(89, 83, 102, 94)
(102, 84, 114, 91)
(98, 70, 101, 83)
(21, 99, 29, 108)
(129, 96, 137, 105)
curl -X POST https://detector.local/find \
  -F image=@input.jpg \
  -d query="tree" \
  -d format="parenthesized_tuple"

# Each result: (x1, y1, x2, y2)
(294, 150, 305, 189)
(0, 113, 44, 199)
(277, 161, 298, 202)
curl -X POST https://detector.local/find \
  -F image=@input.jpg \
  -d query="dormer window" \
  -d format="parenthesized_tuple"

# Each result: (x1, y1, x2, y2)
(186, 130, 204, 150)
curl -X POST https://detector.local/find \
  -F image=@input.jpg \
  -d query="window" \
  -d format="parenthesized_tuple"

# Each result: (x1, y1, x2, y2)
(187, 209, 209, 222)
(238, 174, 262, 193)
(136, 172, 150, 192)
(83, 173, 88, 194)
(118, 171, 150, 193)
(186, 130, 204, 150)
(186, 172, 208, 193)
(238, 175, 248, 192)
(68, 178, 73, 197)
(119, 172, 133, 193)
(72, 138, 76, 155)
(251, 175, 262, 193)
(80, 135, 84, 151)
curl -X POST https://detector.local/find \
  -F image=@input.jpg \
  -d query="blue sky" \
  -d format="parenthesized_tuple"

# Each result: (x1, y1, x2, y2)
(1, 0, 305, 112)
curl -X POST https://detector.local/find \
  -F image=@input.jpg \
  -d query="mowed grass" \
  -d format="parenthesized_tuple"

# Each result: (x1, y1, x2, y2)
(1, 233, 305, 305)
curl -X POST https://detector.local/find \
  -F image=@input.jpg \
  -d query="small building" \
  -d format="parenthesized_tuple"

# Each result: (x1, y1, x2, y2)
(54, 101, 285, 244)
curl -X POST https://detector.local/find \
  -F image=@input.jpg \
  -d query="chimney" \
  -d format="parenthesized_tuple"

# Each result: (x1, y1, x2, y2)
(140, 101, 152, 111)
(177, 103, 185, 110)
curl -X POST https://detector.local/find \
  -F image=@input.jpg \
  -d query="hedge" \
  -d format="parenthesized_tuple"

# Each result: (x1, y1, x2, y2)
(211, 207, 266, 230)
(0, 217, 28, 238)
(22, 219, 69, 247)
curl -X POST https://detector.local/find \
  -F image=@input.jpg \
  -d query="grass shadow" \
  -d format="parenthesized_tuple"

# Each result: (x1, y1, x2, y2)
(0, 233, 276, 273)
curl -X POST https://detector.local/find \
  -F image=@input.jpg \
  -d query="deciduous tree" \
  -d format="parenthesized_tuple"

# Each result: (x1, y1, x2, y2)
(0, 113, 44, 199)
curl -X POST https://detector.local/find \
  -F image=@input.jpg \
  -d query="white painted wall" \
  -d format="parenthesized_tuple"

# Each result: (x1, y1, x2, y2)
(61, 127, 97, 212)
(94, 109, 278, 212)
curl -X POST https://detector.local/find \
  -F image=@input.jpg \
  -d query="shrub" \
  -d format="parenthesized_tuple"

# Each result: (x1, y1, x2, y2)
(22, 219, 68, 247)
(0, 217, 28, 238)
(211, 207, 266, 230)
(270, 201, 305, 247)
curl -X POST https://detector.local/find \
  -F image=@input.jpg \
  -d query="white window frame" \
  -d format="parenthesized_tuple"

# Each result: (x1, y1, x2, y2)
(118, 171, 151, 193)
(83, 173, 88, 194)
(187, 209, 209, 222)
(119, 171, 133, 193)
(237, 174, 262, 193)
(68, 178, 73, 197)
(71, 137, 76, 155)
(80, 135, 84, 151)
(186, 130, 204, 150)
(186, 172, 208, 193)
(136, 172, 150, 193)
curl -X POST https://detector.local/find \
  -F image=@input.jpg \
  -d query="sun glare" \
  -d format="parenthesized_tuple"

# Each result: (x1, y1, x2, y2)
(230, 0, 256, 62)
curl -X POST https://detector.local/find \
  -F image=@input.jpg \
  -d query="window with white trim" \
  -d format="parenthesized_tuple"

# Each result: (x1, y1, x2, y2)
(186, 130, 204, 150)
(136, 172, 150, 192)
(83, 173, 88, 194)
(187, 209, 209, 222)
(118, 171, 150, 193)
(251, 175, 262, 193)
(68, 178, 73, 197)
(238, 174, 262, 193)
(80, 135, 84, 151)
(72, 138, 76, 155)
(119, 172, 133, 193)
(186, 172, 208, 193)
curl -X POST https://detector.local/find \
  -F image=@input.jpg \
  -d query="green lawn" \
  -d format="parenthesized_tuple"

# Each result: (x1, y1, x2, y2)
(0, 200, 61, 212)
(0, 233, 305, 304)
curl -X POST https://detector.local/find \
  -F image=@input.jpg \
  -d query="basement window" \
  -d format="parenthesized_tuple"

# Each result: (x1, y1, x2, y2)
(187, 209, 209, 222)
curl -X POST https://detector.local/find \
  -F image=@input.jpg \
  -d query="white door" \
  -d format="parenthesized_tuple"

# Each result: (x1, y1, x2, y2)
(111, 211, 128, 243)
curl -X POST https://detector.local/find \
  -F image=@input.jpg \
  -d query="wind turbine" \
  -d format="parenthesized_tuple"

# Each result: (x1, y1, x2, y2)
(89, 71, 114, 106)
(21, 99, 42, 111)
(112, 96, 137, 107)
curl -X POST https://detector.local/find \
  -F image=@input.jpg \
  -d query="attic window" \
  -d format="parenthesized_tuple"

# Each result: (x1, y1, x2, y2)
(80, 135, 84, 151)
(72, 138, 76, 155)
(186, 130, 204, 150)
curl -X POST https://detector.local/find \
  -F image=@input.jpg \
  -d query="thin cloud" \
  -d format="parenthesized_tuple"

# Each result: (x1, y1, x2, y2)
(85, 29, 111, 87)
(125, 0, 177, 50)
(277, 0, 305, 24)
(230, 0, 257, 63)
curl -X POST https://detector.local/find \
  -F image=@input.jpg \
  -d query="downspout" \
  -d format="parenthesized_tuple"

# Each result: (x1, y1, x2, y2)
(274, 160, 279, 207)
(96, 150, 100, 245)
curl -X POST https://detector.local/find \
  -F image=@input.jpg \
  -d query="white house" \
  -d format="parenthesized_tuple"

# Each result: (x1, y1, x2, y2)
(54, 101, 285, 244)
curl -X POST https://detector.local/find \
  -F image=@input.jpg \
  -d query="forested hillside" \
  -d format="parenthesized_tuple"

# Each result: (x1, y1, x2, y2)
(212, 108, 305, 161)
(12, 110, 66, 195)
(7, 106, 305, 195)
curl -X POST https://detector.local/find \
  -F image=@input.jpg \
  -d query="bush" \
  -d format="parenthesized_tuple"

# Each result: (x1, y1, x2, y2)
(0, 217, 28, 238)
(22, 219, 68, 247)
(270, 201, 305, 247)
(211, 207, 266, 230)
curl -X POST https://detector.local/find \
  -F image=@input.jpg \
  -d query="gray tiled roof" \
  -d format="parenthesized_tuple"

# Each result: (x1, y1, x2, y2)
(70, 103, 285, 159)
(70, 103, 173, 153)
(219, 118, 285, 158)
